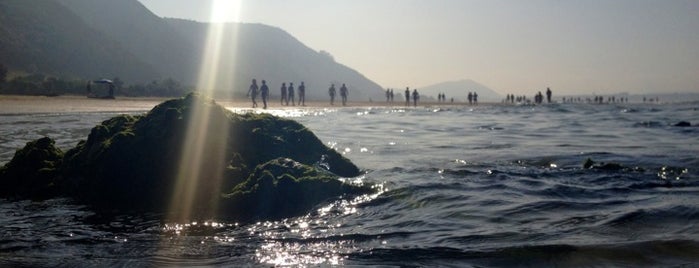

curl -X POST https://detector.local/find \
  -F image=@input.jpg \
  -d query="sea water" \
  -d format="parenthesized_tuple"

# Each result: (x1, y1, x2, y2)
(1, 102, 698, 266)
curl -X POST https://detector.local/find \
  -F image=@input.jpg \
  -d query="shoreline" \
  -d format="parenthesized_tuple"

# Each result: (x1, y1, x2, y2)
(0, 94, 507, 115)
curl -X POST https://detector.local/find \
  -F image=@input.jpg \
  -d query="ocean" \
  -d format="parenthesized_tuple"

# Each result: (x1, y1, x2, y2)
(1, 100, 698, 266)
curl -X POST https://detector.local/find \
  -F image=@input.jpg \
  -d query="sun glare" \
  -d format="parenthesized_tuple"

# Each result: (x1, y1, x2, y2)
(168, 0, 243, 222)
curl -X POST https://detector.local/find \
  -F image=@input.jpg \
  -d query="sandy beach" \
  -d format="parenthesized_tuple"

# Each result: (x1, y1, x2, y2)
(0, 94, 498, 114)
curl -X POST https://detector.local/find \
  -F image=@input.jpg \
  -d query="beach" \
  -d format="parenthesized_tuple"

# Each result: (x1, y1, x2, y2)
(0, 94, 501, 115)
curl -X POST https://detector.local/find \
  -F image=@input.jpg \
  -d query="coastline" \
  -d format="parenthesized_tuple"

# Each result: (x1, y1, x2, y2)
(0, 94, 503, 115)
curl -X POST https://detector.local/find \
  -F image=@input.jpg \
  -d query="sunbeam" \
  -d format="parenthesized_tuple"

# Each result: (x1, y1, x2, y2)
(168, 0, 243, 222)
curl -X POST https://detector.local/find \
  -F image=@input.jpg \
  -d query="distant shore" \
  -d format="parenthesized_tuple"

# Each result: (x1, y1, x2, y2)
(0, 94, 507, 114)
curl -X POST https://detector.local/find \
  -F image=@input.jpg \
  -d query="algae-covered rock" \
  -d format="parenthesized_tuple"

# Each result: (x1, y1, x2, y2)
(221, 158, 373, 221)
(0, 93, 371, 221)
(0, 137, 63, 199)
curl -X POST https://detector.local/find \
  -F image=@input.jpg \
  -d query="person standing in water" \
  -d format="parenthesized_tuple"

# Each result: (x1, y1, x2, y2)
(405, 87, 410, 106)
(412, 89, 419, 107)
(288, 82, 295, 106)
(546, 87, 552, 103)
(247, 78, 259, 108)
(260, 80, 269, 109)
(298, 81, 306, 106)
(328, 84, 336, 105)
(340, 83, 348, 106)
(280, 83, 287, 105)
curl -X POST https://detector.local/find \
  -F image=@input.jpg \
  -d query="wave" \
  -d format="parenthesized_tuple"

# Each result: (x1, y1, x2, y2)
(347, 240, 699, 266)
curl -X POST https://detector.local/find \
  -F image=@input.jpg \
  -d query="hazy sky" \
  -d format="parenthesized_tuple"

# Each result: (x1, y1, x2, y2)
(138, 0, 699, 95)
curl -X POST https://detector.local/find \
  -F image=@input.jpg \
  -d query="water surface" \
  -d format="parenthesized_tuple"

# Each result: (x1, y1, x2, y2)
(1, 101, 698, 266)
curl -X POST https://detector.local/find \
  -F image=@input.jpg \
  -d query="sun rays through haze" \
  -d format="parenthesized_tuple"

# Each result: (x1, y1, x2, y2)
(168, 0, 243, 222)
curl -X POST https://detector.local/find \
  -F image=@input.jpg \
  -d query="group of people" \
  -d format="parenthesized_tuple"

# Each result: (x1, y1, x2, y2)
(467, 92, 478, 105)
(403, 87, 420, 107)
(248, 79, 354, 108)
(328, 83, 349, 106)
(505, 88, 553, 104)
(436, 93, 451, 103)
(532, 87, 553, 104)
(248, 79, 307, 109)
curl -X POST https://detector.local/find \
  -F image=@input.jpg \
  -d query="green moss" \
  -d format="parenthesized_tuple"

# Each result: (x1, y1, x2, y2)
(221, 158, 372, 221)
(0, 137, 64, 199)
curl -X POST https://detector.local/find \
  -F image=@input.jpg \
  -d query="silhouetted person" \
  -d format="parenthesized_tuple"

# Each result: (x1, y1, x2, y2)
(86, 81, 92, 95)
(546, 87, 552, 103)
(386, 89, 390, 102)
(468, 92, 473, 105)
(280, 83, 287, 105)
(260, 80, 269, 109)
(247, 78, 259, 108)
(340, 83, 348, 106)
(412, 89, 419, 107)
(108, 83, 115, 98)
(298, 81, 306, 106)
(288, 82, 295, 106)
(473, 92, 478, 105)
(405, 87, 410, 106)
(390, 89, 394, 102)
(329, 84, 336, 105)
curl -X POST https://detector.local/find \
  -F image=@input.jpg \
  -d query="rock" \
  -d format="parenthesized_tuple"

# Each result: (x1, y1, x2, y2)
(582, 157, 644, 172)
(583, 158, 595, 169)
(0, 137, 64, 199)
(0, 93, 371, 221)
(674, 121, 691, 127)
(221, 158, 373, 221)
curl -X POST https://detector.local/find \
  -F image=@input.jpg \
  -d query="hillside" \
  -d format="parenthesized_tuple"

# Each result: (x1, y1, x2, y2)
(418, 79, 503, 102)
(166, 19, 384, 100)
(0, 0, 158, 82)
(0, 0, 385, 100)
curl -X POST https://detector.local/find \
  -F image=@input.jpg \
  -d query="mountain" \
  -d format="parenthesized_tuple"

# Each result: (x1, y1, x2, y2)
(0, 0, 384, 100)
(417, 79, 503, 102)
(164, 19, 384, 100)
(0, 0, 158, 82)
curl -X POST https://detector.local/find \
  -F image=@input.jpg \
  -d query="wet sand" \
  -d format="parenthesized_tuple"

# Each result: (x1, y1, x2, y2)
(0, 94, 496, 114)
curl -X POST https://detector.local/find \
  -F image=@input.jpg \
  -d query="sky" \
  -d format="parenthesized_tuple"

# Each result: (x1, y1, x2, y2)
(138, 0, 699, 95)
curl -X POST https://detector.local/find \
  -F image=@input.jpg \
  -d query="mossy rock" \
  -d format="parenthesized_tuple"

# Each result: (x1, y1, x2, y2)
(221, 158, 373, 221)
(0, 137, 64, 199)
(0, 93, 371, 221)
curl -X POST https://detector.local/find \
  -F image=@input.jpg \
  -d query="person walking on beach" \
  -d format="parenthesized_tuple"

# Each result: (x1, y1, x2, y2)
(546, 87, 552, 103)
(340, 83, 348, 106)
(280, 83, 287, 105)
(298, 81, 306, 106)
(260, 80, 269, 109)
(386, 89, 390, 103)
(329, 84, 336, 105)
(390, 89, 394, 103)
(473, 92, 478, 105)
(405, 87, 410, 106)
(247, 79, 259, 108)
(288, 82, 295, 106)
(468, 92, 473, 105)
(412, 89, 419, 107)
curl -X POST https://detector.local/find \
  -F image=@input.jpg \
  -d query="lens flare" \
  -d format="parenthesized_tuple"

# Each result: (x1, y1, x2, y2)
(168, 0, 243, 222)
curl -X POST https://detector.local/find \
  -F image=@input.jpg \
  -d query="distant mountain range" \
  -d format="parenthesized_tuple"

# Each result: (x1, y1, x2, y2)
(0, 0, 385, 100)
(416, 79, 502, 102)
